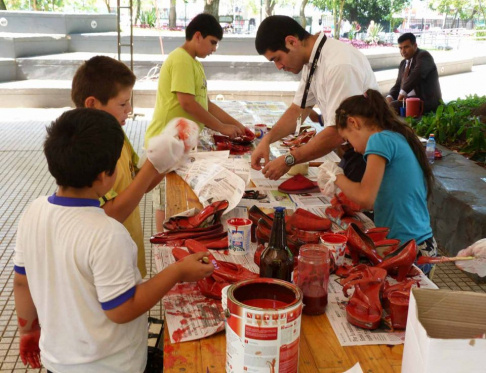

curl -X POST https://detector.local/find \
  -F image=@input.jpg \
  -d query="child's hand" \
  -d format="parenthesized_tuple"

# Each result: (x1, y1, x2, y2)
(19, 329, 41, 368)
(220, 124, 244, 139)
(317, 161, 344, 197)
(146, 134, 185, 174)
(174, 252, 214, 282)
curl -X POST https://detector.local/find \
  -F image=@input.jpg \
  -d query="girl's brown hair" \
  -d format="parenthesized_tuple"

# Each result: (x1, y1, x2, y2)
(335, 89, 434, 198)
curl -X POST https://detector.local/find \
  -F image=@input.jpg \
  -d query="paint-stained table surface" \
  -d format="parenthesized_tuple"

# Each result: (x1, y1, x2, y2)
(163, 172, 404, 372)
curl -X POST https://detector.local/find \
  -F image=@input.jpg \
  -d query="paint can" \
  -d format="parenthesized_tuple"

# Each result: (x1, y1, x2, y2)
(227, 218, 252, 255)
(254, 124, 268, 139)
(320, 233, 348, 267)
(224, 278, 303, 373)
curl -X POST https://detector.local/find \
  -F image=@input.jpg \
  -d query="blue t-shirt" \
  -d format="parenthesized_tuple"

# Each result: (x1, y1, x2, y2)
(364, 130, 432, 244)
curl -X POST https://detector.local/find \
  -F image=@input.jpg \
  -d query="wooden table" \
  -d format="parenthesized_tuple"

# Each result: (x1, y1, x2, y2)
(163, 172, 404, 373)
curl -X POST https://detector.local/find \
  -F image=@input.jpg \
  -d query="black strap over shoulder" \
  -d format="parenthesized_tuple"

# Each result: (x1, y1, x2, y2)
(300, 34, 327, 109)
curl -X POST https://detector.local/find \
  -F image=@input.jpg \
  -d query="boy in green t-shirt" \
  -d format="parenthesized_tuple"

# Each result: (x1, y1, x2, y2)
(145, 13, 247, 231)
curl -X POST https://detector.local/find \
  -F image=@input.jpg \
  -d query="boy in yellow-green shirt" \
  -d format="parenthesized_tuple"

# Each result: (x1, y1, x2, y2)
(72, 56, 168, 278)
(145, 13, 247, 231)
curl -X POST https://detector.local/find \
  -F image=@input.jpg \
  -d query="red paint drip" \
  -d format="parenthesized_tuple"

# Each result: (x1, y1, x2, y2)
(31, 318, 39, 329)
(167, 311, 192, 318)
(180, 319, 188, 325)
(18, 317, 28, 327)
(242, 299, 288, 309)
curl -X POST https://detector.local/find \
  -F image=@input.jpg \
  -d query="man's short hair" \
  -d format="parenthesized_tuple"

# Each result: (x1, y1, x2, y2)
(71, 56, 136, 108)
(186, 13, 223, 41)
(44, 108, 124, 188)
(398, 33, 416, 45)
(255, 15, 310, 55)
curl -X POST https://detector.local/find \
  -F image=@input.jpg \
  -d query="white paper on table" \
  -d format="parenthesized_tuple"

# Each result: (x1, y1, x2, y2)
(237, 189, 295, 208)
(344, 362, 364, 373)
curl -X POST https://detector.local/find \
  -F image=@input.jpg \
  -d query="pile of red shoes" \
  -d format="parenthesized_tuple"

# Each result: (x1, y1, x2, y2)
(150, 200, 229, 249)
(335, 223, 420, 330)
(325, 192, 365, 230)
(281, 128, 316, 148)
(213, 128, 256, 155)
(249, 206, 332, 266)
(172, 239, 259, 299)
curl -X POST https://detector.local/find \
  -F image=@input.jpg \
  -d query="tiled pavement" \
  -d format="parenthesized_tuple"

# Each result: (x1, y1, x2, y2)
(0, 109, 485, 372)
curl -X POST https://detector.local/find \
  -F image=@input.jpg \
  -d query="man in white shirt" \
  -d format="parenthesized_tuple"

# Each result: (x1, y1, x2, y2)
(251, 15, 379, 182)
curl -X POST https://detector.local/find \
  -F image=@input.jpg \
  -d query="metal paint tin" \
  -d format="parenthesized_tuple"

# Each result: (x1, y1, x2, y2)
(254, 124, 268, 139)
(224, 278, 303, 373)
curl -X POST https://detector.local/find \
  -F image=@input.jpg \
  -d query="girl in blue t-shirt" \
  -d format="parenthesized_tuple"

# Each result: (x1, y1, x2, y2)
(331, 88, 437, 276)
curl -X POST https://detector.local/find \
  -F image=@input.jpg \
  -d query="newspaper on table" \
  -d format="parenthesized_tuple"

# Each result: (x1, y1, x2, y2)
(251, 167, 319, 190)
(236, 189, 295, 208)
(153, 243, 260, 343)
(174, 152, 248, 213)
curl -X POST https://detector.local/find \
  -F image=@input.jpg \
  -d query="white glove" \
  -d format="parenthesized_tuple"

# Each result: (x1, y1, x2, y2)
(147, 133, 185, 174)
(317, 160, 344, 197)
(162, 117, 199, 152)
(457, 238, 486, 258)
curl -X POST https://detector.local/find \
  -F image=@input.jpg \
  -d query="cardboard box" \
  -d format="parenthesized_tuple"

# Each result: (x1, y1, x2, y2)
(402, 288, 486, 373)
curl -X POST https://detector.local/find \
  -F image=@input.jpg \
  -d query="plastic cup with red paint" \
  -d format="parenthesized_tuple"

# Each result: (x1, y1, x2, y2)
(227, 218, 252, 255)
(320, 233, 348, 266)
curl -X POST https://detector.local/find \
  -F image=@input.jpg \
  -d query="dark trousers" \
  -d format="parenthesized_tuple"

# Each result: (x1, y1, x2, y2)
(338, 147, 366, 182)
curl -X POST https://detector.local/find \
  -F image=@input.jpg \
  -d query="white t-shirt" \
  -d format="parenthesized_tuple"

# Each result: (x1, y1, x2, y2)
(293, 34, 379, 127)
(14, 195, 147, 373)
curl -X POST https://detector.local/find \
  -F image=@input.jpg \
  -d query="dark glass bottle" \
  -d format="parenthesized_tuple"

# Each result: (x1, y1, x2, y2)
(259, 207, 294, 282)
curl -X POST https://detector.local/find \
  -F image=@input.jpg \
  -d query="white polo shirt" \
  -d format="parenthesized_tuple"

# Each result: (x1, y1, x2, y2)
(14, 195, 147, 373)
(293, 34, 379, 127)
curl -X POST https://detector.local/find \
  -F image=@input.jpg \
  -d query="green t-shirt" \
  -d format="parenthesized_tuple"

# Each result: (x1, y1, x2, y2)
(144, 47, 207, 148)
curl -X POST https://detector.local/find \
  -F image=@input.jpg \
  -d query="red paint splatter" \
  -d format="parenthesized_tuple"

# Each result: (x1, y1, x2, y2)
(223, 249, 230, 255)
(164, 343, 188, 369)
(181, 319, 188, 325)
(18, 317, 27, 327)
(167, 311, 192, 318)
(172, 327, 189, 343)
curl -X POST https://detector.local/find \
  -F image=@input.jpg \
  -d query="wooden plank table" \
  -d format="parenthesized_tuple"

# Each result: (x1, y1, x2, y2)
(163, 172, 404, 373)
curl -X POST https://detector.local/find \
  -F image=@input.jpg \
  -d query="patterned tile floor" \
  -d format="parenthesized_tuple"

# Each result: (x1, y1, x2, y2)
(0, 109, 484, 372)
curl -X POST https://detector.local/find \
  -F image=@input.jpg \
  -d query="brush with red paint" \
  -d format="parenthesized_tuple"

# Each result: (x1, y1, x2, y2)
(416, 256, 475, 265)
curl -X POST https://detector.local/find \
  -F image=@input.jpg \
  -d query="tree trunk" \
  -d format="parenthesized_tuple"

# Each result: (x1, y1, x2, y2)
(300, 0, 308, 28)
(204, 0, 220, 19)
(135, 0, 142, 25)
(169, 0, 177, 29)
(333, 0, 345, 39)
(103, 0, 110, 13)
(0, 0, 7, 11)
(265, 0, 275, 18)
(33, 0, 37, 11)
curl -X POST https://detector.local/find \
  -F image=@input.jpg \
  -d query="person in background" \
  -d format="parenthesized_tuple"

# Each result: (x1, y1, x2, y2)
(318, 89, 437, 277)
(386, 33, 442, 115)
(251, 15, 379, 183)
(145, 13, 246, 232)
(13, 109, 213, 372)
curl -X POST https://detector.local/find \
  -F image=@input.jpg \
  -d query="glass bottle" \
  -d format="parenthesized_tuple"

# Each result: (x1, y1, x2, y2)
(259, 207, 294, 282)
(296, 244, 330, 315)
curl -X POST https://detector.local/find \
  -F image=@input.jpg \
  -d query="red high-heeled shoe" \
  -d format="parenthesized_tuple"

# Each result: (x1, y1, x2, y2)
(197, 274, 230, 300)
(287, 208, 332, 231)
(341, 266, 387, 330)
(281, 129, 316, 147)
(256, 218, 305, 256)
(382, 279, 418, 314)
(163, 200, 229, 230)
(375, 239, 400, 258)
(151, 224, 224, 244)
(346, 223, 382, 265)
(365, 227, 390, 242)
(376, 240, 418, 282)
(325, 203, 345, 220)
(249, 205, 273, 242)
(335, 192, 362, 214)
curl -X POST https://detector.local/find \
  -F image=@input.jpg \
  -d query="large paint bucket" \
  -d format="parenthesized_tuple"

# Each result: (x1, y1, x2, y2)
(224, 278, 303, 373)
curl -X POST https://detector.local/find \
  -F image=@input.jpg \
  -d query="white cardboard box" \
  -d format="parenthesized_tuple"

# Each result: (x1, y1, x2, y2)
(402, 288, 486, 373)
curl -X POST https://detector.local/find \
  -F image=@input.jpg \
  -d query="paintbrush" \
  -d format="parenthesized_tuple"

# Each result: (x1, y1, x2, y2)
(416, 256, 475, 265)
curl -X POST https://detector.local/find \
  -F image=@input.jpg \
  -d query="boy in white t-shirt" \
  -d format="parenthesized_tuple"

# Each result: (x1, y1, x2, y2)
(13, 108, 214, 373)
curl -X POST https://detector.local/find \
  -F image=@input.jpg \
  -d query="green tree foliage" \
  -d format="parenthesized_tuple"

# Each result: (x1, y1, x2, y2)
(5, 0, 98, 11)
(0, 0, 7, 10)
(204, 0, 220, 19)
(343, 0, 409, 31)
(429, 0, 485, 26)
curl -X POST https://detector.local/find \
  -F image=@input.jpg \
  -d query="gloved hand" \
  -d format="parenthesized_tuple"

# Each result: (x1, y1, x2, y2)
(19, 329, 41, 368)
(163, 117, 199, 152)
(147, 134, 185, 174)
(317, 161, 344, 197)
(457, 238, 486, 258)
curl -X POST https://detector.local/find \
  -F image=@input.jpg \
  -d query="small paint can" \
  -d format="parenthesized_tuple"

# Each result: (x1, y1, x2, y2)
(224, 278, 303, 373)
(227, 218, 252, 255)
(320, 233, 348, 267)
(254, 124, 268, 139)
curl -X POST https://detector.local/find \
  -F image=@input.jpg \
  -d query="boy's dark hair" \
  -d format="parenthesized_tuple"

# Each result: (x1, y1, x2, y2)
(44, 108, 124, 188)
(71, 56, 136, 108)
(255, 15, 310, 55)
(398, 33, 416, 45)
(335, 89, 434, 199)
(186, 13, 223, 41)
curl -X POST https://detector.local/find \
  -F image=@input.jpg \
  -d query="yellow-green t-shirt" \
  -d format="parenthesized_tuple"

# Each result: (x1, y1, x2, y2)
(100, 134, 146, 278)
(144, 47, 207, 148)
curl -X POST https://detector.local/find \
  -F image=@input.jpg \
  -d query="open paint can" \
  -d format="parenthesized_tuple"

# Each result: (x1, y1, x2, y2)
(224, 278, 303, 373)
(227, 218, 252, 255)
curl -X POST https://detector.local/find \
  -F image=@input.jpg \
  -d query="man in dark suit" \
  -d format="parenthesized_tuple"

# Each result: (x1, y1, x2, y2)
(386, 33, 442, 114)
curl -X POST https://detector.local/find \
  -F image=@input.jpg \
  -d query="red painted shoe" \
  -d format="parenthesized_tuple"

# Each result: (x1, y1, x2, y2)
(365, 227, 390, 242)
(254, 244, 265, 266)
(382, 279, 418, 313)
(282, 129, 316, 147)
(341, 217, 365, 231)
(249, 205, 273, 242)
(197, 274, 230, 300)
(376, 240, 418, 282)
(341, 266, 387, 330)
(151, 224, 225, 244)
(288, 208, 332, 231)
(256, 218, 305, 256)
(346, 223, 382, 265)
(336, 192, 362, 214)
(232, 128, 256, 145)
(163, 200, 229, 230)
(278, 174, 319, 194)
(375, 239, 400, 257)
(325, 203, 345, 220)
